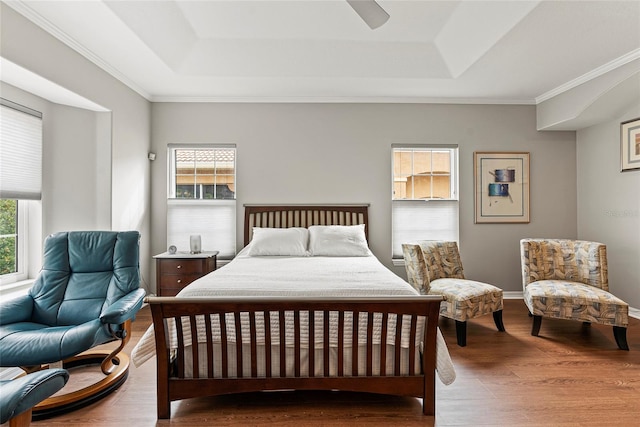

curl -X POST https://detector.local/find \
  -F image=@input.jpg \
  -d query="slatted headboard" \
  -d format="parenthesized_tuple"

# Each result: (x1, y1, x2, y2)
(244, 204, 369, 247)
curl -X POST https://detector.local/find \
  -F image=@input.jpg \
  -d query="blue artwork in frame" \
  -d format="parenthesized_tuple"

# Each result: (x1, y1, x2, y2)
(474, 152, 530, 223)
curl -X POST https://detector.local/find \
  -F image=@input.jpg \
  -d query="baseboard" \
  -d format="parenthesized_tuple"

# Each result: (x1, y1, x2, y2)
(503, 291, 523, 300)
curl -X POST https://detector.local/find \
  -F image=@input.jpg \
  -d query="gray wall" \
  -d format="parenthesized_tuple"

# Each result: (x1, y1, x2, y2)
(44, 104, 109, 234)
(577, 104, 640, 308)
(151, 102, 576, 294)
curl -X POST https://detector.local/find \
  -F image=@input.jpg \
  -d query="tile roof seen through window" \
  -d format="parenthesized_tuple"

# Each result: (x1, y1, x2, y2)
(176, 149, 234, 163)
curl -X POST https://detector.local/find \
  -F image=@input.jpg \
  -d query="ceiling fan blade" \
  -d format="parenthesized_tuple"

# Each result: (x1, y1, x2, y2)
(346, 0, 390, 30)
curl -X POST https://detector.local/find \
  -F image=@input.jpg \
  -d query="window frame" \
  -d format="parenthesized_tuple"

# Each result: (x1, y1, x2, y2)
(166, 144, 237, 260)
(392, 145, 458, 201)
(0, 99, 42, 288)
(391, 144, 459, 263)
(0, 199, 30, 286)
(167, 144, 236, 201)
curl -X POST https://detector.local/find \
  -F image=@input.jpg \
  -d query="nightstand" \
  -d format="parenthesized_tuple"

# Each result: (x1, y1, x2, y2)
(153, 251, 219, 296)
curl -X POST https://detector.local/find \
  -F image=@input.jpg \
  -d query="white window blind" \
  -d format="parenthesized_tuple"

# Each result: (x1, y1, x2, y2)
(167, 200, 236, 259)
(392, 200, 459, 258)
(0, 101, 43, 200)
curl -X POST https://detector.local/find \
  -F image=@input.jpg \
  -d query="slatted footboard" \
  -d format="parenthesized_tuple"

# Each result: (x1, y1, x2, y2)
(148, 296, 442, 419)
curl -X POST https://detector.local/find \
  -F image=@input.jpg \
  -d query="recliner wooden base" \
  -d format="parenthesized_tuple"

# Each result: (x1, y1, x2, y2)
(29, 351, 130, 420)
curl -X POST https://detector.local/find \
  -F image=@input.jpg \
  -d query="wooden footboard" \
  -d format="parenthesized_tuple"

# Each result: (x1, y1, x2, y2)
(147, 295, 442, 419)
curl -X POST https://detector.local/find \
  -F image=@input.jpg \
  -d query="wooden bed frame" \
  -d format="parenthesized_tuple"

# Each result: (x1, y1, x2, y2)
(147, 204, 443, 419)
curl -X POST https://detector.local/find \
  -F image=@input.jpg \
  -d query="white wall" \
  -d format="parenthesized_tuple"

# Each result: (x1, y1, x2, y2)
(151, 102, 576, 294)
(1, 4, 152, 292)
(577, 104, 640, 307)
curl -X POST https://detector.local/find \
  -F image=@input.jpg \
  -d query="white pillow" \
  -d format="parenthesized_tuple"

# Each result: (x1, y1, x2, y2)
(247, 227, 309, 257)
(308, 224, 371, 257)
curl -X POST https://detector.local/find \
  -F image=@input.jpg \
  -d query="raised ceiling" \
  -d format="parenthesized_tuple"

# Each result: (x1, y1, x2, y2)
(4, 0, 640, 104)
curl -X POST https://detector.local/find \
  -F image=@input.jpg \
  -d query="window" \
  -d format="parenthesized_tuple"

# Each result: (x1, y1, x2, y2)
(0, 200, 18, 275)
(169, 147, 235, 200)
(391, 145, 459, 261)
(167, 145, 236, 259)
(0, 99, 42, 285)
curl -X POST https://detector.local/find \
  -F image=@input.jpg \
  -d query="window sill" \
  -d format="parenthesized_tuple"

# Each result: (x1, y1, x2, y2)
(391, 258, 405, 268)
(0, 278, 34, 300)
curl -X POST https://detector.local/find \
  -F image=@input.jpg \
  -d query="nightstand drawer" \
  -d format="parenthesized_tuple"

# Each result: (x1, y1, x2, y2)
(158, 259, 203, 275)
(158, 274, 199, 289)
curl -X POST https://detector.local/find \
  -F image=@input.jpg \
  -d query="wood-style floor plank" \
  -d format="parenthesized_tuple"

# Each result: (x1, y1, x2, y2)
(29, 300, 640, 426)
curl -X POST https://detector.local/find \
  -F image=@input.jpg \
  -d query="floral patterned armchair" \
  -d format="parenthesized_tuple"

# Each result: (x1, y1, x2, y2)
(403, 241, 505, 347)
(520, 238, 629, 350)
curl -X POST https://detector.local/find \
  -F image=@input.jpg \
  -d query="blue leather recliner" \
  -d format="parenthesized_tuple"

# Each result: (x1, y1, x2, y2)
(0, 231, 146, 416)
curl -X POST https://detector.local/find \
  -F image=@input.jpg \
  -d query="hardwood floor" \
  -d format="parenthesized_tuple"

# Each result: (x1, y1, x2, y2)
(30, 300, 640, 426)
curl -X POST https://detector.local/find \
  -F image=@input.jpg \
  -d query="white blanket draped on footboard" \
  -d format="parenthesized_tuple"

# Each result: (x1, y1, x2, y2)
(132, 254, 456, 385)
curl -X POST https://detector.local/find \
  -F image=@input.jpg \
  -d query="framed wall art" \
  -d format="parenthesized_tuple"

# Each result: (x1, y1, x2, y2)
(621, 118, 640, 172)
(474, 152, 530, 223)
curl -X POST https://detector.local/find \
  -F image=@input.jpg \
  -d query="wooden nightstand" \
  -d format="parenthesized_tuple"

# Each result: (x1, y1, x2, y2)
(153, 251, 218, 296)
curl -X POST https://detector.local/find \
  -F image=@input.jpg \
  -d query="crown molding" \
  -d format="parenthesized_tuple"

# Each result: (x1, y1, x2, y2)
(535, 48, 640, 104)
(5, 0, 151, 101)
(150, 95, 536, 105)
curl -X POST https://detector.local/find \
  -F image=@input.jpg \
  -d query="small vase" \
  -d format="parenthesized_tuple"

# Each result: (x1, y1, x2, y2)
(190, 235, 201, 254)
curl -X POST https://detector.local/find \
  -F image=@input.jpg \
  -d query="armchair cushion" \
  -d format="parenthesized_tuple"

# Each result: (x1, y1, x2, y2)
(524, 280, 628, 327)
(431, 278, 504, 322)
(0, 320, 104, 366)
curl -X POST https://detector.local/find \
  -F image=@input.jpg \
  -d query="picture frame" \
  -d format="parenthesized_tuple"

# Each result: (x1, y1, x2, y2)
(621, 118, 640, 172)
(474, 152, 530, 223)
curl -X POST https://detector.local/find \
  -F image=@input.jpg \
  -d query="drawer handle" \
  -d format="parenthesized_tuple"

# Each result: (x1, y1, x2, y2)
(177, 279, 182, 284)
(177, 265, 182, 269)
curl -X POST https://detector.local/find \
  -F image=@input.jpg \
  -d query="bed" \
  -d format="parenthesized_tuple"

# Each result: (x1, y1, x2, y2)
(132, 204, 455, 419)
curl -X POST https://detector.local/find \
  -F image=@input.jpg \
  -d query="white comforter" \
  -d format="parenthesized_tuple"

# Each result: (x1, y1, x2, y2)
(131, 253, 456, 384)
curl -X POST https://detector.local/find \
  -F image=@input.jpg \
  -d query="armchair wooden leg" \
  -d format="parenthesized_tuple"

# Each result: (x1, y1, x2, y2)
(531, 315, 542, 336)
(455, 320, 467, 347)
(493, 310, 506, 332)
(613, 326, 629, 351)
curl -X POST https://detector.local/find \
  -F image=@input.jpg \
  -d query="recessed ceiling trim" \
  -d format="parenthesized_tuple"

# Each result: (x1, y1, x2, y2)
(1, 58, 109, 111)
(150, 95, 536, 105)
(5, 0, 151, 101)
(535, 48, 640, 104)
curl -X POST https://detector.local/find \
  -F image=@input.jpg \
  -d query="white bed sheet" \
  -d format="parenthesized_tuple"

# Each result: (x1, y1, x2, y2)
(131, 253, 456, 385)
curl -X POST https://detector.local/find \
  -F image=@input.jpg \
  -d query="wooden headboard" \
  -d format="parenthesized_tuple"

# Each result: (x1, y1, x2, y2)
(244, 204, 369, 247)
